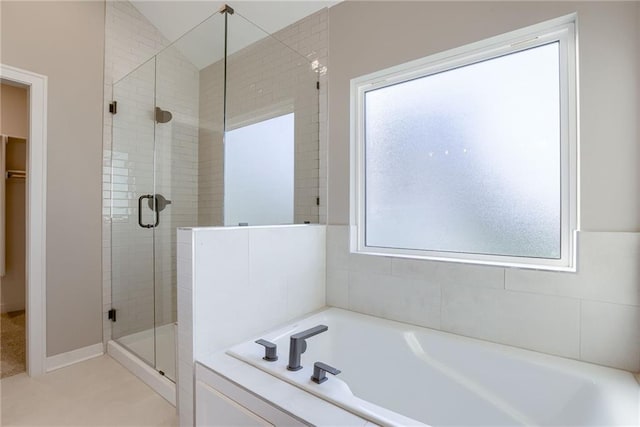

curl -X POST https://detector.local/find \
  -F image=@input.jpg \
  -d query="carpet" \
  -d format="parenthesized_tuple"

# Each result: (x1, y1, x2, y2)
(1, 310, 26, 378)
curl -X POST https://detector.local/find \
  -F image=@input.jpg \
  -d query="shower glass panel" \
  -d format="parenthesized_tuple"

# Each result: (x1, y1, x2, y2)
(111, 57, 157, 368)
(152, 12, 225, 381)
(224, 11, 320, 225)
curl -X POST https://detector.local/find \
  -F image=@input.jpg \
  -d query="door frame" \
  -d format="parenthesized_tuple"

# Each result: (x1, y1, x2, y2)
(1, 64, 48, 376)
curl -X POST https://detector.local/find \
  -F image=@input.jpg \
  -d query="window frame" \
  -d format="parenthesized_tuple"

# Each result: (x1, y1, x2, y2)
(349, 14, 579, 271)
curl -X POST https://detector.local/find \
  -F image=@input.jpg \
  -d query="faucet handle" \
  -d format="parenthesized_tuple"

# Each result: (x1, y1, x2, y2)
(311, 361, 341, 384)
(255, 339, 278, 361)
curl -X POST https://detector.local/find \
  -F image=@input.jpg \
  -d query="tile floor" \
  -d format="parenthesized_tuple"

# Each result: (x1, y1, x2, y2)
(0, 354, 178, 426)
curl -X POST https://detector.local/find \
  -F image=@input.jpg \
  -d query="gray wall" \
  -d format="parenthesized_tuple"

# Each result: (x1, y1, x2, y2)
(1, 1, 105, 356)
(328, 1, 639, 232)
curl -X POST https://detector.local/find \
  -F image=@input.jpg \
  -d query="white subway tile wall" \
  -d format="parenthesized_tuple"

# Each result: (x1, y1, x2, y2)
(326, 225, 640, 372)
(154, 45, 200, 328)
(197, 60, 224, 226)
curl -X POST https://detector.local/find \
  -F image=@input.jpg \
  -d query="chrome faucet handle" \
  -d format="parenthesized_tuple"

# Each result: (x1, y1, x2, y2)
(255, 339, 278, 361)
(311, 361, 341, 384)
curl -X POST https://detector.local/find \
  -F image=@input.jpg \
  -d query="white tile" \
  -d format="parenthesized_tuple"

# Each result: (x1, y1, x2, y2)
(349, 271, 441, 329)
(194, 228, 249, 292)
(441, 284, 581, 358)
(193, 229, 250, 358)
(287, 270, 326, 320)
(176, 287, 192, 331)
(178, 361, 194, 401)
(326, 225, 349, 271)
(349, 253, 392, 275)
(580, 300, 640, 371)
(178, 390, 194, 427)
(392, 257, 504, 289)
(0, 356, 177, 426)
(506, 232, 640, 306)
(248, 227, 294, 279)
(283, 227, 326, 318)
(248, 226, 326, 325)
(177, 333, 193, 367)
(326, 268, 349, 309)
(193, 226, 326, 359)
(177, 229, 193, 245)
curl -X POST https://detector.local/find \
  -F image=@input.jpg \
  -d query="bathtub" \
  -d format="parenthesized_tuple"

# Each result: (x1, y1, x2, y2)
(227, 308, 639, 426)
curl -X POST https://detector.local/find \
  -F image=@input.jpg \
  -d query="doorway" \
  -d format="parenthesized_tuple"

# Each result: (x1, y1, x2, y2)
(0, 119, 28, 377)
(0, 64, 48, 377)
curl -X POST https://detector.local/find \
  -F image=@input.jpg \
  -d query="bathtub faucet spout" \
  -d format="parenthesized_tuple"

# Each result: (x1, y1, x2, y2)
(287, 324, 328, 371)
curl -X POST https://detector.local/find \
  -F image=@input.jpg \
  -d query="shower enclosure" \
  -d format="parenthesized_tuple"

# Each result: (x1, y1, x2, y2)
(109, 6, 319, 382)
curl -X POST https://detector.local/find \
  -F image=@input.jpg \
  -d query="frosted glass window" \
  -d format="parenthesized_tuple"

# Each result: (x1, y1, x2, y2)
(352, 16, 578, 270)
(364, 43, 561, 259)
(224, 113, 294, 226)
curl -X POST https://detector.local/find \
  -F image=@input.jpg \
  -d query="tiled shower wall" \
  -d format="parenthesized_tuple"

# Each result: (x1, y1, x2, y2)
(103, 1, 199, 341)
(198, 9, 328, 226)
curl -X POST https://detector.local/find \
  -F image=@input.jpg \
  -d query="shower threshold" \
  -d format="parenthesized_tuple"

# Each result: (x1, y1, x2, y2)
(107, 324, 176, 406)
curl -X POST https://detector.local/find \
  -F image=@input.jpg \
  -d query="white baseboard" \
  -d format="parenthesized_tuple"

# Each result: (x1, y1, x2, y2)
(107, 340, 176, 406)
(45, 343, 104, 372)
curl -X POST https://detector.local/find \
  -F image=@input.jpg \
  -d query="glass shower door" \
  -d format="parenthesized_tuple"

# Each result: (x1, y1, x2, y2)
(109, 6, 319, 382)
(111, 57, 157, 368)
(110, 10, 226, 383)
(152, 11, 226, 381)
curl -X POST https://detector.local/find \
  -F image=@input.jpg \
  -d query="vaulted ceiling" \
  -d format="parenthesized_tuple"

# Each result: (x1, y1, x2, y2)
(131, 1, 339, 69)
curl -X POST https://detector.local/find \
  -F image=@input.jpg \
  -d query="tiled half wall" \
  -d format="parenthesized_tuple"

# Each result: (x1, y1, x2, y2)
(177, 225, 326, 426)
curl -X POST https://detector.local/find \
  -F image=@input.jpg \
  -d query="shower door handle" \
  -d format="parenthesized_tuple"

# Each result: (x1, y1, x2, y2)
(152, 203, 160, 227)
(138, 194, 154, 229)
(146, 194, 170, 228)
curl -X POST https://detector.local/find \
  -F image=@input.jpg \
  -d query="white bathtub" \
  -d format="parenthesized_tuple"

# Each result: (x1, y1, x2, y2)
(228, 308, 639, 426)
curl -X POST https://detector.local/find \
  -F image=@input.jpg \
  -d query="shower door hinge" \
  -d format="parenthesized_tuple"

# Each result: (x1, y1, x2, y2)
(108, 308, 117, 322)
(316, 197, 320, 206)
(109, 101, 117, 115)
(316, 81, 320, 90)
